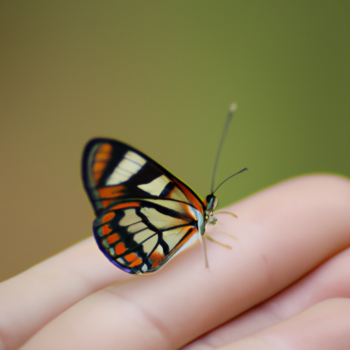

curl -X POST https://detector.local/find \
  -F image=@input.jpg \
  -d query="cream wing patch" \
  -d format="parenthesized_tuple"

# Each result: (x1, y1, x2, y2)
(106, 151, 146, 185)
(119, 208, 139, 227)
(138, 175, 171, 196)
(163, 226, 190, 251)
(127, 222, 147, 233)
(142, 235, 158, 254)
(145, 198, 189, 215)
(134, 229, 155, 244)
(140, 207, 188, 229)
(169, 187, 189, 203)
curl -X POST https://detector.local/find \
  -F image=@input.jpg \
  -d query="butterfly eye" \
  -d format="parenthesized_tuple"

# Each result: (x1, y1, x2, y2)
(205, 194, 218, 212)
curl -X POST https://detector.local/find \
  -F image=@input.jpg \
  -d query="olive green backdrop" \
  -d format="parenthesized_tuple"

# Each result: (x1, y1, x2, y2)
(1, 1, 349, 282)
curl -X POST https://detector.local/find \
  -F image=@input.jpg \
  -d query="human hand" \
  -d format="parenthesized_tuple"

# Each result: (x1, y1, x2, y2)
(1, 174, 350, 349)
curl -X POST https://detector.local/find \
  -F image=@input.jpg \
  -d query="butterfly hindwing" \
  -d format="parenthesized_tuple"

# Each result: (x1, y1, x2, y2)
(82, 138, 205, 274)
(94, 198, 203, 274)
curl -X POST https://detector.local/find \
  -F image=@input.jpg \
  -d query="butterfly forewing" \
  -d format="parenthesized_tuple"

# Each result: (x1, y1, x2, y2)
(82, 138, 205, 274)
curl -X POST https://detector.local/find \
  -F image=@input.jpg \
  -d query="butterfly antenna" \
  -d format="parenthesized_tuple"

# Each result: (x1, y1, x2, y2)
(210, 103, 237, 193)
(213, 167, 248, 194)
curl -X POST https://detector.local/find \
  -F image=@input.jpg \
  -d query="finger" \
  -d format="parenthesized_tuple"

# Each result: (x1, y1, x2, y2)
(183, 247, 350, 349)
(20, 175, 350, 349)
(218, 298, 350, 350)
(0, 237, 132, 350)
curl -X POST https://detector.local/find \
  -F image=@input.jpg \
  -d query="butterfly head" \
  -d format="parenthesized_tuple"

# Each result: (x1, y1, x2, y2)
(205, 194, 218, 226)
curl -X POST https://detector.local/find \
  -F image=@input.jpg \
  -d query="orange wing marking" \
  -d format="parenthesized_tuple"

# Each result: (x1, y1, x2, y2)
(172, 178, 203, 212)
(101, 199, 115, 208)
(129, 258, 143, 267)
(98, 143, 113, 153)
(98, 185, 126, 208)
(102, 225, 113, 235)
(92, 143, 113, 182)
(102, 212, 115, 223)
(106, 234, 120, 244)
(165, 186, 175, 199)
(150, 251, 165, 268)
(115, 242, 127, 255)
(109, 202, 141, 211)
(98, 185, 125, 199)
(124, 253, 138, 262)
(93, 162, 106, 173)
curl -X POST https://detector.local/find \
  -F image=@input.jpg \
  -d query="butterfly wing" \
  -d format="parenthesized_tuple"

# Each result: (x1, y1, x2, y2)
(82, 138, 205, 274)
(93, 198, 204, 274)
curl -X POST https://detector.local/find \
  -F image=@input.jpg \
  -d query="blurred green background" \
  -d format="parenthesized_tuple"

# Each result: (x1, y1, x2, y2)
(0, 1, 349, 282)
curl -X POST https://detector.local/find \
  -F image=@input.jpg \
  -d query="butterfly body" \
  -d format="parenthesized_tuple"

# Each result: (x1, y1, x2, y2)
(204, 194, 219, 225)
(82, 138, 217, 275)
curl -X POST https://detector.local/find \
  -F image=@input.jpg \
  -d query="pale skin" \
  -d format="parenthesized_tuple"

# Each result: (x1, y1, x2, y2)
(1, 175, 350, 349)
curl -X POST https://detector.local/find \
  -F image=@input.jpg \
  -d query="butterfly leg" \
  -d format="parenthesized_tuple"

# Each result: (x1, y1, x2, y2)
(216, 211, 238, 218)
(205, 234, 232, 250)
(217, 230, 238, 241)
(198, 228, 209, 268)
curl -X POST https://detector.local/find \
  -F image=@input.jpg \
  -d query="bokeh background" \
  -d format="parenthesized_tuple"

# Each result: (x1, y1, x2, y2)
(1, 1, 349, 282)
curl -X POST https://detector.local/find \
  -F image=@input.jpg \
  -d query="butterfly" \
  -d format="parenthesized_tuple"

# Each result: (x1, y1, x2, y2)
(82, 104, 247, 275)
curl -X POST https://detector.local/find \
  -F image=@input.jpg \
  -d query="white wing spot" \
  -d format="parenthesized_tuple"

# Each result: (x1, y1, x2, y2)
(117, 257, 126, 265)
(109, 248, 116, 256)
